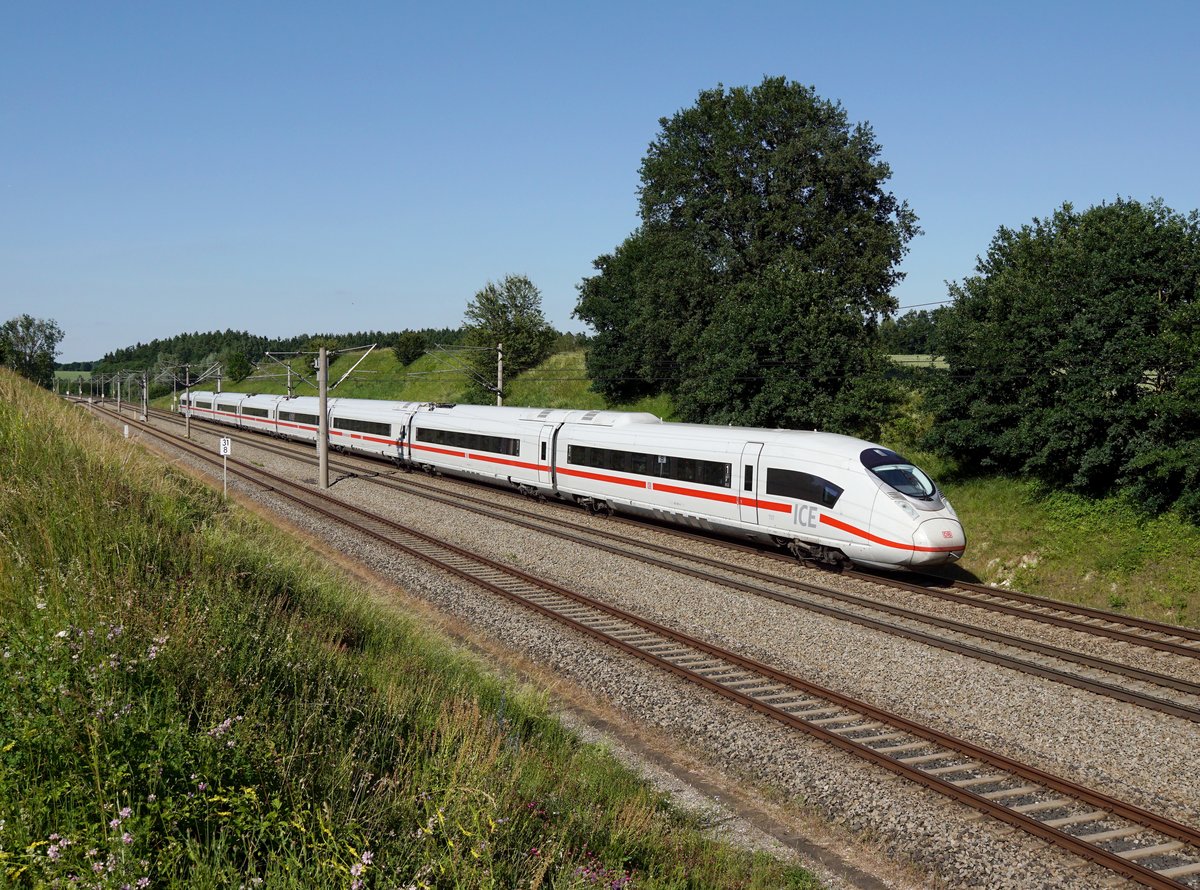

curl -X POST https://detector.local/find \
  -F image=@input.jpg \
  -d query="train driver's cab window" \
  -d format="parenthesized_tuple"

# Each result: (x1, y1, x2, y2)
(859, 448, 937, 499)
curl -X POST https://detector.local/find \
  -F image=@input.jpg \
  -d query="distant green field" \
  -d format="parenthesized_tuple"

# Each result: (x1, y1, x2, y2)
(887, 354, 948, 369)
(54, 369, 91, 381)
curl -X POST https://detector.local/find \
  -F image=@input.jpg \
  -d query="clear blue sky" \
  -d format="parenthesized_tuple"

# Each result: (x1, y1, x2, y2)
(3, 1, 1197, 363)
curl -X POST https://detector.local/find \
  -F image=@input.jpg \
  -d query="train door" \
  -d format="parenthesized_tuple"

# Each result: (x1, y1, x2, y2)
(738, 442, 763, 524)
(538, 424, 557, 485)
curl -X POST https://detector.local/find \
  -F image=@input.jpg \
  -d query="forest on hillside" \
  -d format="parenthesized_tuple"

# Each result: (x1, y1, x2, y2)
(91, 328, 468, 374)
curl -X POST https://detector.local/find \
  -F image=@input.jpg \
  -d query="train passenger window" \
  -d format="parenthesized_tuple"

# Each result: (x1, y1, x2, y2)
(744, 465, 753, 492)
(333, 417, 392, 437)
(540, 442, 547, 461)
(567, 445, 731, 488)
(765, 468, 843, 508)
(217, 404, 237, 414)
(242, 407, 269, 418)
(279, 411, 318, 425)
(194, 401, 212, 410)
(416, 427, 520, 456)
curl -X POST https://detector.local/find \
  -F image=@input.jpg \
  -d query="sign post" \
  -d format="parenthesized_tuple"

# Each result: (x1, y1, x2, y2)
(219, 437, 232, 497)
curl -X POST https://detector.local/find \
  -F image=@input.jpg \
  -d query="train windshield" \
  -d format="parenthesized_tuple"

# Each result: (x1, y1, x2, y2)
(859, 448, 937, 499)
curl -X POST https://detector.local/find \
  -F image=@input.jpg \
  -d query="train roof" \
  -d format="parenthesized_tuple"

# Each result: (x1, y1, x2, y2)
(183, 393, 884, 456)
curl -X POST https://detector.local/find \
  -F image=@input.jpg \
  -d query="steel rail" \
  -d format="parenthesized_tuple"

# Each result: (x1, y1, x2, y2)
(873, 568, 1200, 644)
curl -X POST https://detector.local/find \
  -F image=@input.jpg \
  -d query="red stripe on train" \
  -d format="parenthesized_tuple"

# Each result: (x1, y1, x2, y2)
(819, 514, 963, 553)
(558, 467, 647, 488)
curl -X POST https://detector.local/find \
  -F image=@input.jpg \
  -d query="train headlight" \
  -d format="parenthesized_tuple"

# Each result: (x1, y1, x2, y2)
(887, 492, 920, 520)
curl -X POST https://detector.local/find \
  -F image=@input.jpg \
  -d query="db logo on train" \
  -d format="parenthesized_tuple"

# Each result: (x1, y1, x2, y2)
(942, 530, 954, 539)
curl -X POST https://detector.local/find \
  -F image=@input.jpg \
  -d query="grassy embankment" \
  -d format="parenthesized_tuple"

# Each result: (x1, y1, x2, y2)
(201, 349, 674, 418)
(181, 347, 1200, 626)
(0, 368, 816, 888)
(888, 434, 1200, 628)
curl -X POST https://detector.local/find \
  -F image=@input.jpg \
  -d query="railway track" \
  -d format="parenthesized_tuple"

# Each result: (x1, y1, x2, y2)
(92, 402, 1200, 889)
(852, 568, 1200, 660)
(132, 403, 1200, 725)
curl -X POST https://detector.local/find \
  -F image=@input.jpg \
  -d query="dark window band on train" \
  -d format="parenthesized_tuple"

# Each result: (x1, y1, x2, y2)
(567, 445, 731, 488)
(333, 417, 392, 437)
(279, 411, 319, 426)
(194, 401, 212, 410)
(416, 426, 520, 456)
(241, 406, 270, 418)
(859, 447, 937, 499)
(765, 468, 844, 508)
(217, 403, 237, 414)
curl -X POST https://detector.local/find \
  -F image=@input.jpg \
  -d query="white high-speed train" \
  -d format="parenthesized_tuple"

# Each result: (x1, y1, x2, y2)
(180, 391, 965, 570)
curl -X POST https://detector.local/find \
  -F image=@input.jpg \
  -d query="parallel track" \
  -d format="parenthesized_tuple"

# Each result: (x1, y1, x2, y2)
(93, 403, 1200, 889)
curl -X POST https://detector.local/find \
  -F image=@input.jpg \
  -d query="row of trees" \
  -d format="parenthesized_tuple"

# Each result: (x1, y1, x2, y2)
(94, 328, 463, 380)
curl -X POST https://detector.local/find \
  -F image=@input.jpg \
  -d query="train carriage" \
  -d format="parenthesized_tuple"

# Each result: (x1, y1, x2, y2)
(408, 404, 543, 489)
(179, 390, 965, 570)
(327, 398, 415, 462)
(238, 393, 284, 435)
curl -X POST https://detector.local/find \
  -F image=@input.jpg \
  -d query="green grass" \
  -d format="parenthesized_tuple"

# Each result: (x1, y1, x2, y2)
(1, 368, 815, 888)
(938, 478, 1200, 625)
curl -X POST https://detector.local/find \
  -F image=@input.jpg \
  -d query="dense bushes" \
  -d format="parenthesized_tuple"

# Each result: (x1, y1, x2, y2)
(925, 198, 1200, 520)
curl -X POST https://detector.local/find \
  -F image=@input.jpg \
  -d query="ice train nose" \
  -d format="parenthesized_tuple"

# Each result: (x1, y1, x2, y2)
(911, 518, 966, 566)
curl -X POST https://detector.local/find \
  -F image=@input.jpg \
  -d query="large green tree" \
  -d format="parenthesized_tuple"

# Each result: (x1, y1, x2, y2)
(575, 76, 917, 434)
(1, 314, 64, 388)
(926, 198, 1200, 518)
(462, 274, 555, 396)
(220, 350, 252, 383)
(391, 330, 429, 366)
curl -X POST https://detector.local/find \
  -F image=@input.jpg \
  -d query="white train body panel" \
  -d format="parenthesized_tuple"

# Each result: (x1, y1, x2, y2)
(179, 392, 965, 569)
